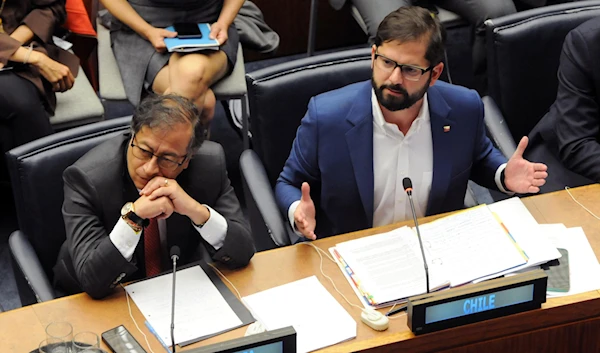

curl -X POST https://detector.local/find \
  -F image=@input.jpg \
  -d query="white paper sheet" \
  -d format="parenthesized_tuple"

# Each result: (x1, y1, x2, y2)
(540, 225, 600, 297)
(333, 226, 447, 305)
(474, 198, 562, 282)
(417, 205, 527, 286)
(242, 276, 356, 353)
(125, 266, 242, 345)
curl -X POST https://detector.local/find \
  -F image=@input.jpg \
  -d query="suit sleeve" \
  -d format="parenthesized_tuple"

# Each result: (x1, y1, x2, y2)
(275, 97, 321, 219)
(471, 92, 508, 190)
(62, 165, 138, 299)
(208, 145, 256, 269)
(551, 29, 600, 181)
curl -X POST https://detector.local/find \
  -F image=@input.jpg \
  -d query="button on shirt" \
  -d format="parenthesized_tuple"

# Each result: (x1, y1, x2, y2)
(372, 90, 433, 226)
(110, 203, 228, 262)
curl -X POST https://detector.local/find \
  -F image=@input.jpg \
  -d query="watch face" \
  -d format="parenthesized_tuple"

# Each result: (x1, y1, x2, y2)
(121, 202, 133, 216)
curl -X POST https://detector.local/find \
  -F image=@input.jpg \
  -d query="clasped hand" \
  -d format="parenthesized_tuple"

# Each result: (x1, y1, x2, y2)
(133, 176, 204, 222)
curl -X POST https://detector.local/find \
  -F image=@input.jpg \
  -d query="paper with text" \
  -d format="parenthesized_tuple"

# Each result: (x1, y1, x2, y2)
(475, 198, 561, 282)
(417, 205, 527, 286)
(334, 226, 447, 305)
(125, 266, 242, 345)
(242, 276, 356, 353)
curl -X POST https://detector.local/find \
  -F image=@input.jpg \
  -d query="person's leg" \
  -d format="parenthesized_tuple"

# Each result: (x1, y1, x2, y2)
(151, 50, 228, 124)
(435, 0, 517, 94)
(351, 0, 414, 41)
(0, 73, 53, 182)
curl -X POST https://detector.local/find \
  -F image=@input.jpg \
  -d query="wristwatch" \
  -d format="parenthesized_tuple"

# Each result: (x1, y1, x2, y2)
(121, 202, 149, 232)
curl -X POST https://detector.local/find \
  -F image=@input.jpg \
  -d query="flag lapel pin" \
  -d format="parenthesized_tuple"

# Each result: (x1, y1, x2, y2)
(443, 125, 451, 133)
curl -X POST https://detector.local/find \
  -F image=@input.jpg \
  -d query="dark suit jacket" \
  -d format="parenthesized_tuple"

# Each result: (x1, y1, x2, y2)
(525, 18, 600, 192)
(53, 134, 255, 299)
(275, 80, 506, 239)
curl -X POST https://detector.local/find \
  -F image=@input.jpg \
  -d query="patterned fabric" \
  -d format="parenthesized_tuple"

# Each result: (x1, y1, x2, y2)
(144, 217, 161, 276)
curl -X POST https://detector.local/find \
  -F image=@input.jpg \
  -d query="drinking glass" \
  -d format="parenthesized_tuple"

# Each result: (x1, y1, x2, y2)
(72, 332, 100, 352)
(39, 338, 69, 353)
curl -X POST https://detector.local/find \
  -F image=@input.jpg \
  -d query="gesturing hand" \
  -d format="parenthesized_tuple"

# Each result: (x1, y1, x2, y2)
(209, 22, 228, 45)
(504, 137, 548, 194)
(293, 182, 317, 240)
(145, 27, 178, 53)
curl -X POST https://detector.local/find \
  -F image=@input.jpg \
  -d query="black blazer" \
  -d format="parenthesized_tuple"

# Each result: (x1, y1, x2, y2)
(53, 134, 255, 299)
(525, 17, 600, 192)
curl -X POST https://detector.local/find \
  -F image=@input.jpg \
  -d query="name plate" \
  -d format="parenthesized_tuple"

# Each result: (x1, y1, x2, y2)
(408, 269, 547, 335)
(187, 326, 296, 353)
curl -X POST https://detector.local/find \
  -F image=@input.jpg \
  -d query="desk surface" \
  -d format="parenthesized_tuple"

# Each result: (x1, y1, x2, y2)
(3, 185, 600, 353)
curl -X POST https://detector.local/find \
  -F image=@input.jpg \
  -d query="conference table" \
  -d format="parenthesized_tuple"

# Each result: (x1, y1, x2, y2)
(2, 185, 600, 353)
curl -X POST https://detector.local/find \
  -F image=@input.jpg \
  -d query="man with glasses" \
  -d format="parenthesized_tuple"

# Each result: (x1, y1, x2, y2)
(54, 94, 254, 299)
(275, 6, 548, 241)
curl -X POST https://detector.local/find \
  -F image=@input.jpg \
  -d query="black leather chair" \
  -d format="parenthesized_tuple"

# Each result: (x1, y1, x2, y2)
(483, 1, 600, 158)
(7, 116, 132, 306)
(241, 48, 478, 251)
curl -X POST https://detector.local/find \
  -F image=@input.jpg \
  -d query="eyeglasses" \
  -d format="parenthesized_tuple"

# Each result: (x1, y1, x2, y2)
(130, 136, 187, 170)
(374, 51, 432, 81)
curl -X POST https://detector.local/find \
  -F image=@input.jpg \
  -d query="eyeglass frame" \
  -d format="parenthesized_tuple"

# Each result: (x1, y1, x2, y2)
(373, 50, 433, 81)
(130, 135, 188, 170)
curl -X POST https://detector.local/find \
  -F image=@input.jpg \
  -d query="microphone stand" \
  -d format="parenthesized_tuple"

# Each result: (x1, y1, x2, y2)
(407, 189, 430, 294)
(170, 247, 180, 353)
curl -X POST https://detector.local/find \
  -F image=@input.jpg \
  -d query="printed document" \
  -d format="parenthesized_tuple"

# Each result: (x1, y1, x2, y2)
(125, 266, 242, 345)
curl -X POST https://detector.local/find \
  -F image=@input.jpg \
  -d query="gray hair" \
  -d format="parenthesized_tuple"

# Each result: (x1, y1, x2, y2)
(130, 94, 204, 153)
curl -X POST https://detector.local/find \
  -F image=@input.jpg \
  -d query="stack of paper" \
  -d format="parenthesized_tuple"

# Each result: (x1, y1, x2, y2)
(125, 266, 244, 345)
(242, 276, 356, 353)
(331, 198, 563, 308)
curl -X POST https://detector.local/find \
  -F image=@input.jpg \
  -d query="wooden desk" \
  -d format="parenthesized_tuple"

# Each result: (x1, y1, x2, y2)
(3, 185, 600, 353)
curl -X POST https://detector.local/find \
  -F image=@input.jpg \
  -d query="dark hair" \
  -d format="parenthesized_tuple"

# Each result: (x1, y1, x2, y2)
(131, 94, 204, 153)
(374, 6, 446, 66)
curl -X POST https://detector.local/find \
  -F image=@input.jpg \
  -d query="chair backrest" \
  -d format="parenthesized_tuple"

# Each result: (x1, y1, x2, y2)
(485, 0, 600, 143)
(6, 117, 132, 282)
(246, 48, 373, 186)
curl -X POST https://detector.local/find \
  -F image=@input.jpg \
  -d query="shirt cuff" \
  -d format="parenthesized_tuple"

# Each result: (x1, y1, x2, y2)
(193, 205, 227, 250)
(287, 200, 303, 236)
(495, 163, 514, 195)
(109, 218, 142, 262)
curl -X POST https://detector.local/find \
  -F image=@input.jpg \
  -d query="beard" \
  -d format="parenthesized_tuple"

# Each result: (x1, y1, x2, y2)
(371, 75, 431, 111)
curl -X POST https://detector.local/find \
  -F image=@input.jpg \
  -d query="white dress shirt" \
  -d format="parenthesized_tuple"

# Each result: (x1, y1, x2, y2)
(372, 90, 433, 226)
(110, 204, 227, 262)
(288, 89, 509, 232)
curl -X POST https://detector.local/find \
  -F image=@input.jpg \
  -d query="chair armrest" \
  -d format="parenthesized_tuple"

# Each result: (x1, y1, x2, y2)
(8, 230, 56, 303)
(239, 150, 293, 249)
(482, 96, 517, 158)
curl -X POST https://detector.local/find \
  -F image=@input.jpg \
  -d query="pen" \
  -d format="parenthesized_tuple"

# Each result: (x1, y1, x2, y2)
(386, 303, 408, 317)
(144, 320, 172, 353)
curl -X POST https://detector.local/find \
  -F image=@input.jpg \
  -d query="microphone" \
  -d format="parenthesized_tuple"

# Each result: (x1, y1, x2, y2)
(169, 246, 180, 353)
(403, 177, 429, 294)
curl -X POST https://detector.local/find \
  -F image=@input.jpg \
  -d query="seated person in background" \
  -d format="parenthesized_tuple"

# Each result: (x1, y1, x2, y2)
(53, 94, 255, 299)
(0, 0, 77, 175)
(276, 6, 548, 241)
(101, 0, 244, 125)
(328, 0, 518, 93)
(525, 17, 600, 192)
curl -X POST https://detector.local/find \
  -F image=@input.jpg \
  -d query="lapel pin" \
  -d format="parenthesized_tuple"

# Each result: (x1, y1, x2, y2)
(443, 125, 451, 133)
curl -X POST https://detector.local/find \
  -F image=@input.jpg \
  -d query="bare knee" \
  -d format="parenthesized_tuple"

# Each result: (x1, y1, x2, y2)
(171, 60, 209, 95)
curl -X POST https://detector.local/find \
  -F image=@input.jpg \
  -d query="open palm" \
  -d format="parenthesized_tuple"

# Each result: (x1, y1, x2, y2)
(504, 137, 548, 193)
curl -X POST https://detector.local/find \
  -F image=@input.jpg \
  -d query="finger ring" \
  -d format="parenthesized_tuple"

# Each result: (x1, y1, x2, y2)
(164, 179, 169, 186)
